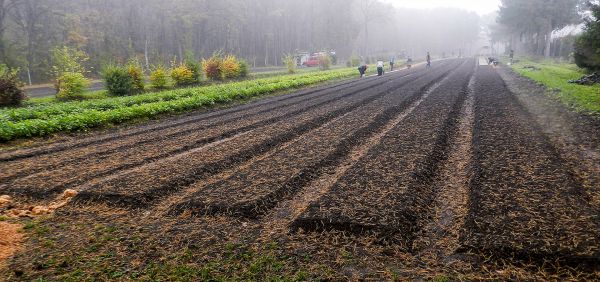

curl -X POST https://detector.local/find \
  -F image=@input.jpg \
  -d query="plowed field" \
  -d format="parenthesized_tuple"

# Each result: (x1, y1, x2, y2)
(1, 59, 598, 281)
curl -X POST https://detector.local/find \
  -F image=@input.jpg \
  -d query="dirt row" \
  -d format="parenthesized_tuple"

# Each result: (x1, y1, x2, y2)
(459, 67, 600, 262)
(0, 68, 419, 184)
(70, 60, 465, 209)
(291, 60, 475, 249)
(1, 65, 449, 202)
(168, 61, 462, 219)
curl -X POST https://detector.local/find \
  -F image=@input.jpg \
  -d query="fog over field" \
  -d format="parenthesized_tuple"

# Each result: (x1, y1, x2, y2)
(0, 0, 484, 83)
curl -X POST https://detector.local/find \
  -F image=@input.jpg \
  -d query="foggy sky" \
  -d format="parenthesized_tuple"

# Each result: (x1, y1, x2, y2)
(382, 0, 501, 15)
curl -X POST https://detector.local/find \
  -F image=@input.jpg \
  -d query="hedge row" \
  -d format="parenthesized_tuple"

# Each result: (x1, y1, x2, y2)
(0, 68, 357, 141)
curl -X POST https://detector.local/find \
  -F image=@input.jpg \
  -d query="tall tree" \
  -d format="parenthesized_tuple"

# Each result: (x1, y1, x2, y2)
(498, 0, 582, 57)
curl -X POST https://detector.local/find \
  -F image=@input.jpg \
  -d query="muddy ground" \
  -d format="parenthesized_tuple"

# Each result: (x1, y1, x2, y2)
(1, 59, 598, 281)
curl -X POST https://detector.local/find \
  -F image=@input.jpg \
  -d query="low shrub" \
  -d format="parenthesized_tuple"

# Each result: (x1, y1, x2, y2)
(185, 60, 202, 83)
(238, 59, 249, 78)
(56, 72, 89, 101)
(283, 54, 296, 74)
(150, 67, 169, 89)
(350, 55, 360, 67)
(171, 64, 196, 86)
(221, 55, 241, 79)
(0, 65, 26, 107)
(127, 64, 145, 93)
(103, 65, 134, 96)
(203, 55, 223, 81)
(319, 55, 332, 71)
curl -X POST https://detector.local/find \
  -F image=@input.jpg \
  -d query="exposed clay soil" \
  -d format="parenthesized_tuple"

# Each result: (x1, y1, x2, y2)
(1, 59, 598, 281)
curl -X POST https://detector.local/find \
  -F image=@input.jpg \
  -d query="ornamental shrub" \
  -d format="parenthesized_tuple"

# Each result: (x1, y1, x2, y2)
(171, 64, 195, 86)
(56, 72, 89, 101)
(238, 59, 249, 78)
(150, 66, 169, 89)
(127, 64, 145, 93)
(202, 55, 223, 81)
(350, 55, 360, 67)
(220, 55, 241, 79)
(0, 64, 26, 107)
(319, 55, 332, 71)
(103, 65, 134, 96)
(283, 54, 296, 74)
(185, 60, 202, 83)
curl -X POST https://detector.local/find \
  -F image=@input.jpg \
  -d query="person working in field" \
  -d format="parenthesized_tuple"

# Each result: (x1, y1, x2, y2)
(377, 60, 385, 76)
(426, 52, 431, 68)
(358, 64, 368, 78)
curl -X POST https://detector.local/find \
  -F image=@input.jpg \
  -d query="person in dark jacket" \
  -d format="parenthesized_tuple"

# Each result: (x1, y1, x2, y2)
(358, 64, 368, 78)
(426, 52, 431, 68)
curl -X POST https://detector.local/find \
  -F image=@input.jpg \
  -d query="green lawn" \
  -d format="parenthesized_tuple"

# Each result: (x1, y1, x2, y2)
(510, 59, 600, 114)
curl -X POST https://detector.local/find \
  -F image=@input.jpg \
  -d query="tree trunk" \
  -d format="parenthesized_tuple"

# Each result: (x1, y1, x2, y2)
(544, 30, 552, 58)
(364, 16, 369, 57)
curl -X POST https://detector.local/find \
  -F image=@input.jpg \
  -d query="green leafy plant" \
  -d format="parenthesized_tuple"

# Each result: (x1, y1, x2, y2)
(283, 54, 296, 74)
(150, 66, 169, 89)
(56, 72, 89, 101)
(0, 64, 26, 107)
(0, 68, 359, 141)
(103, 65, 134, 96)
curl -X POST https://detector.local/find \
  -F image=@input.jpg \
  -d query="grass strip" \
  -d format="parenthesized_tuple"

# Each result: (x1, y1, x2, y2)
(510, 59, 600, 114)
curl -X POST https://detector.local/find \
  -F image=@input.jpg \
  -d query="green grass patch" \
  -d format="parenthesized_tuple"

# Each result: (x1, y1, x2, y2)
(511, 59, 600, 114)
(0, 67, 365, 142)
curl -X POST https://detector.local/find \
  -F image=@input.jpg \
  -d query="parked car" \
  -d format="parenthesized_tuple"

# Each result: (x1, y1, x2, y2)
(303, 55, 321, 67)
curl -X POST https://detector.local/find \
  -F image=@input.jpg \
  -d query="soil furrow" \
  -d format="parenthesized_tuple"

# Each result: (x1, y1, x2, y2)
(167, 62, 458, 219)
(257, 65, 469, 240)
(413, 73, 475, 263)
(70, 62, 461, 208)
(1, 68, 434, 200)
(291, 59, 475, 249)
(459, 66, 600, 263)
(0, 69, 424, 183)
(0, 65, 430, 162)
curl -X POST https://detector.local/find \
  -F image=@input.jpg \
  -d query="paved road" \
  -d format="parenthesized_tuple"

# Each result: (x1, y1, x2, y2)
(23, 67, 289, 98)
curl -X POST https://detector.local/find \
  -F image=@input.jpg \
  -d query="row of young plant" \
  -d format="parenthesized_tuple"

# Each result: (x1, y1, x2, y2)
(0, 72, 318, 122)
(0, 68, 358, 141)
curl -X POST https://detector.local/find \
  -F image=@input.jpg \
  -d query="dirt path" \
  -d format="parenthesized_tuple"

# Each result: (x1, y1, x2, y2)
(1, 59, 598, 281)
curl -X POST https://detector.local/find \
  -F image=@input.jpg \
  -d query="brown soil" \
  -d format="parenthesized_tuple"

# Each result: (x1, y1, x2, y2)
(0, 222, 24, 268)
(1, 60, 598, 281)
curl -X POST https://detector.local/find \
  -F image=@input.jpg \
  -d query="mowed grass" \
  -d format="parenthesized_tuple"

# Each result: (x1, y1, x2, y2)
(0, 67, 369, 142)
(511, 60, 600, 114)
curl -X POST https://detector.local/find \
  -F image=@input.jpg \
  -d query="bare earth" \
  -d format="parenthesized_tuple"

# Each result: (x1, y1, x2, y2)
(1, 59, 598, 281)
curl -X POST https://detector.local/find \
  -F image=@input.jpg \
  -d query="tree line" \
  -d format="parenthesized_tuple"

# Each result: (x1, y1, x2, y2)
(491, 0, 590, 59)
(0, 0, 483, 84)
